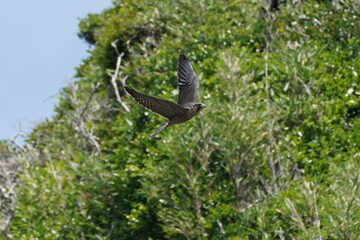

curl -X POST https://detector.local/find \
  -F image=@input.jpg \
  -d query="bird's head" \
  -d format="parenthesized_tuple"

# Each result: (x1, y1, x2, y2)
(195, 103, 206, 112)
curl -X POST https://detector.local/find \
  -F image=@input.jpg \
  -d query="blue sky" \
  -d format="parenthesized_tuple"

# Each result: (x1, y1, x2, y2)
(0, 0, 112, 142)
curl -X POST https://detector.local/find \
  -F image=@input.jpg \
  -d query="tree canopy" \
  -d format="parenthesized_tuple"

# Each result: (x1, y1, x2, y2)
(2, 0, 359, 239)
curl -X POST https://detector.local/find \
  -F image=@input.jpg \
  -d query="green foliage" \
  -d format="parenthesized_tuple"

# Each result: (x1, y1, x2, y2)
(6, 0, 360, 239)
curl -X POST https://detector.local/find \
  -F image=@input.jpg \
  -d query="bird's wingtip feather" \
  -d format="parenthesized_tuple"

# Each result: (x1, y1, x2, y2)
(124, 86, 132, 92)
(179, 53, 187, 60)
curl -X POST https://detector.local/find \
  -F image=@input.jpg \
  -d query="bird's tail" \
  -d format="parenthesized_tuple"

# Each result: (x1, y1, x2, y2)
(149, 121, 169, 139)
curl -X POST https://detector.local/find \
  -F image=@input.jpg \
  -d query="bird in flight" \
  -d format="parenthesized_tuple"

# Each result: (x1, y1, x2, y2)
(125, 53, 206, 138)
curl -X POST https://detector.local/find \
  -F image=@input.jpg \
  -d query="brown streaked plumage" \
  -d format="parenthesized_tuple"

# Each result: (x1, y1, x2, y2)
(125, 53, 205, 138)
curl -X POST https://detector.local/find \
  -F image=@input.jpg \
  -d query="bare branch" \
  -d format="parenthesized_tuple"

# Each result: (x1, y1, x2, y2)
(80, 82, 101, 120)
(0, 145, 19, 238)
(216, 220, 226, 236)
(109, 40, 130, 112)
(295, 74, 312, 96)
(111, 39, 120, 56)
(68, 81, 101, 153)
(9, 131, 26, 151)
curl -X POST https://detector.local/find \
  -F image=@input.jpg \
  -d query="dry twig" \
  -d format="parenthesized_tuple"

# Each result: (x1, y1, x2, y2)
(0, 145, 19, 238)
(109, 39, 130, 112)
(263, 1, 281, 193)
(69, 81, 101, 152)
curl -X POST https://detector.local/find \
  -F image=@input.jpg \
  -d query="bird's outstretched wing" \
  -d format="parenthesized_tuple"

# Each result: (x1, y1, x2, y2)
(125, 86, 187, 119)
(177, 54, 199, 108)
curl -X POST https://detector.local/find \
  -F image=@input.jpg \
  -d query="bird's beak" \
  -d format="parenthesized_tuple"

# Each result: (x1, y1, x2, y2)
(196, 104, 206, 112)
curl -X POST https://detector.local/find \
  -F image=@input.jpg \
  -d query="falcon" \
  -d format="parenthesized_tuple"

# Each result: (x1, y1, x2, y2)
(125, 53, 206, 138)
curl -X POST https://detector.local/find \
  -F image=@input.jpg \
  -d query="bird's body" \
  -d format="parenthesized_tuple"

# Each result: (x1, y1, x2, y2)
(125, 53, 205, 138)
(168, 106, 202, 125)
